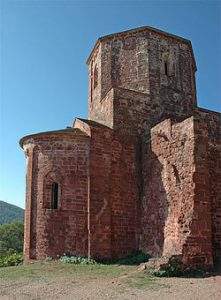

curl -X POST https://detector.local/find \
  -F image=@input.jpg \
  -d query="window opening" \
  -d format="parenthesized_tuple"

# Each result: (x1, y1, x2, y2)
(90, 60, 93, 102)
(51, 182, 59, 209)
(164, 61, 168, 76)
(93, 65, 98, 89)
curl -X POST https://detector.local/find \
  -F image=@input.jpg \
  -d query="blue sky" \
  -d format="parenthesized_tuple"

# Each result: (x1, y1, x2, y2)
(0, 0, 220, 208)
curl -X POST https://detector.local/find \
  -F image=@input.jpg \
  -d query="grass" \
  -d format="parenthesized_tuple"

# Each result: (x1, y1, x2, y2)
(0, 249, 167, 296)
(0, 251, 151, 283)
(0, 260, 134, 281)
(123, 273, 168, 290)
(124, 273, 156, 289)
(0, 260, 164, 292)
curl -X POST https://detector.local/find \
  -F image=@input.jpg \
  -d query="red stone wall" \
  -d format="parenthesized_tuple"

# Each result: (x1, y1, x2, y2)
(74, 119, 140, 260)
(181, 117, 213, 268)
(110, 133, 141, 258)
(113, 88, 150, 135)
(89, 88, 114, 128)
(23, 144, 37, 259)
(23, 130, 90, 260)
(195, 108, 221, 264)
(87, 123, 113, 259)
(141, 117, 214, 269)
(141, 118, 194, 257)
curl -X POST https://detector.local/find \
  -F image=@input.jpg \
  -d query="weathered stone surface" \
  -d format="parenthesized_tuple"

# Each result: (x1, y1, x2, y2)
(22, 130, 90, 260)
(20, 26, 220, 269)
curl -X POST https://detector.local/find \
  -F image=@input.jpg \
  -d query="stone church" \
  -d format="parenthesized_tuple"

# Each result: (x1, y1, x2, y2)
(20, 26, 220, 270)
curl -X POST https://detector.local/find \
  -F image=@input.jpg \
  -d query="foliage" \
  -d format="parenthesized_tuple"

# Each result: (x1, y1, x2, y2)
(56, 251, 150, 266)
(0, 221, 24, 268)
(0, 201, 24, 225)
(151, 259, 183, 277)
(101, 251, 150, 265)
(152, 267, 206, 277)
(60, 255, 97, 265)
(115, 251, 150, 265)
(0, 222, 24, 254)
(149, 258, 206, 278)
(0, 252, 23, 267)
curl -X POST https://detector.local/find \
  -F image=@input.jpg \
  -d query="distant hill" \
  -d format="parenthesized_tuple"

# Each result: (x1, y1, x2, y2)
(0, 201, 24, 225)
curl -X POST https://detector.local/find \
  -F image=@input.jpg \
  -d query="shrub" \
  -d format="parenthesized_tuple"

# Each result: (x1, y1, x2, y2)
(152, 259, 182, 277)
(0, 252, 23, 267)
(60, 255, 97, 265)
(114, 251, 150, 265)
(100, 251, 150, 265)
(149, 256, 206, 278)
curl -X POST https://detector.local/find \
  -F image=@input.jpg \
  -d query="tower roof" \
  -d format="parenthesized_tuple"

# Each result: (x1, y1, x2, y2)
(86, 26, 196, 71)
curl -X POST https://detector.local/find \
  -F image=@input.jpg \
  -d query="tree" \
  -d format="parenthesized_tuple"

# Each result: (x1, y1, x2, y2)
(0, 222, 24, 254)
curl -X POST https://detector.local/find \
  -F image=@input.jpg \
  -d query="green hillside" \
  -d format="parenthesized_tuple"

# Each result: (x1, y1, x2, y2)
(0, 201, 24, 225)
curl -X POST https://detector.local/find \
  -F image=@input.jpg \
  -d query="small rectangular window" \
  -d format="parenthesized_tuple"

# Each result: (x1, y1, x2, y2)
(51, 182, 59, 209)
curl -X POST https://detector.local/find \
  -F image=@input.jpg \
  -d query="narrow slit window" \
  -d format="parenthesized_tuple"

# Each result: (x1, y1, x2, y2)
(164, 61, 168, 76)
(93, 65, 98, 89)
(51, 182, 59, 209)
(90, 61, 93, 102)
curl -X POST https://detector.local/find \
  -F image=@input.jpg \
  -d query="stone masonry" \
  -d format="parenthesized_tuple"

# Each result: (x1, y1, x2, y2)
(20, 26, 220, 270)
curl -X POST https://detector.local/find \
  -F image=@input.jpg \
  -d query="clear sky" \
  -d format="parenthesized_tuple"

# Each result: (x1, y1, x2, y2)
(0, 0, 220, 208)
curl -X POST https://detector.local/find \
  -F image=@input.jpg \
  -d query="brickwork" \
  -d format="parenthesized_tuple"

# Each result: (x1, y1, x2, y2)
(141, 118, 195, 256)
(182, 117, 213, 268)
(140, 117, 214, 269)
(20, 26, 220, 269)
(110, 133, 141, 258)
(74, 119, 140, 260)
(195, 108, 221, 264)
(21, 130, 90, 259)
(85, 121, 113, 259)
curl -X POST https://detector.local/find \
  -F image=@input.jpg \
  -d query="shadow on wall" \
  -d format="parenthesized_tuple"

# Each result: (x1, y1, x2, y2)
(140, 139, 169, 257)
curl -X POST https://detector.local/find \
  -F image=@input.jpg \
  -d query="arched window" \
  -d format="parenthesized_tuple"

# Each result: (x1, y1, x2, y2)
(51, 182, 59, 209)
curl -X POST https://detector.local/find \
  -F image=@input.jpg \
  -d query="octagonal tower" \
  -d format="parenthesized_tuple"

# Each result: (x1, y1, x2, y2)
(87, 26, 197, 134)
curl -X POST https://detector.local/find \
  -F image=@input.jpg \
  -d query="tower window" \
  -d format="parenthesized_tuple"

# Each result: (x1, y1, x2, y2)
(51, 182, 59, 209)
(164, 61, 168, 76)
(93, 65, 98, 89)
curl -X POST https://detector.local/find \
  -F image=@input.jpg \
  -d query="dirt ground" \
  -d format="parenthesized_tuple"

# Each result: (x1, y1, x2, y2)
(0, 262, 221, 300)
